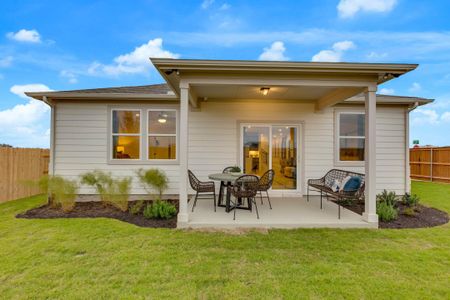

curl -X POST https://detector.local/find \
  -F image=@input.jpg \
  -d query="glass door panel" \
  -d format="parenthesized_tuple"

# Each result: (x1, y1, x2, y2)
(243, 126, 270, 177)
(271, 126, 297, 190)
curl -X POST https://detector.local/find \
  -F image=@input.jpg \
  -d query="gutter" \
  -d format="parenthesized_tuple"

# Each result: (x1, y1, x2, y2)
(408, 101, 420, 112)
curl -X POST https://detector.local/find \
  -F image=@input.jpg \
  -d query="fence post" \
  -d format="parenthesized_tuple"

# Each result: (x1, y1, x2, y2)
(430, 147, 433, 182)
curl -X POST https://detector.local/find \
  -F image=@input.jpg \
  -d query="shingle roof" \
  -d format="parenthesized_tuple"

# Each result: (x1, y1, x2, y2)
(57, 83, 172, 95)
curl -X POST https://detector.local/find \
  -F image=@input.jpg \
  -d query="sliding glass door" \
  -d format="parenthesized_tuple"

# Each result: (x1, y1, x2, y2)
(242, 124, 299, 191)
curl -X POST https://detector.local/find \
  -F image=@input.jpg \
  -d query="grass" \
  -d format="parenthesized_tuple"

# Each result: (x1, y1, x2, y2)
(0, 182, 449, 299)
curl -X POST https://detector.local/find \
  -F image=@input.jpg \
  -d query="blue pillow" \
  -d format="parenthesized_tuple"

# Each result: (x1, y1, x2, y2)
(343, 176, 362, 192)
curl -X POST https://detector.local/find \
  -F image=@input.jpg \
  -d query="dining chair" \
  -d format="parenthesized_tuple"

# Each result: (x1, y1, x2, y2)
(188, 170, 216, 212)
(222, 166, 235, 173)
(228, 174, 259, 220)
(257, 169, 275, 209)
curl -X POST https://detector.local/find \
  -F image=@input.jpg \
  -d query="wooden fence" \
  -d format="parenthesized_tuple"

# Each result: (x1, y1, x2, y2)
(0, 147, 50, 202)
(410, 147, 450, 183)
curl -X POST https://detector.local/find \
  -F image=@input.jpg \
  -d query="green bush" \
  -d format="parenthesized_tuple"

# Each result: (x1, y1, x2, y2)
(129, 200, 145, 215)
(376, 190, 398, 207)
(402, 193, 420, 207)
(80, 170, 132, 212)
(36, 175, 78, 212)
(377, 201, 398, 222)
(136, 168, 169, 197)
(143, 200, 177, 219)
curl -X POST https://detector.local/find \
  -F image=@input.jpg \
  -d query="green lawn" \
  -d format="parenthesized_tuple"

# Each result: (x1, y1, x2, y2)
(0, 182, 449, 299)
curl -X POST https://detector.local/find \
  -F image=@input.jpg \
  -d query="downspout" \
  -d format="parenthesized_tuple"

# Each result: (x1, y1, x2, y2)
(404, 101, 419, 194)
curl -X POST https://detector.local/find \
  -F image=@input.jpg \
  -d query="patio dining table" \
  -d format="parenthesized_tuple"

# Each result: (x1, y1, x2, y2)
(208, 173, 255, 212)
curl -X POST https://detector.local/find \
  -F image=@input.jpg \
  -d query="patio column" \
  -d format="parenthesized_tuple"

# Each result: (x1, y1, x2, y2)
(363, 86, 378, 224)
(178, 84, 189, 226)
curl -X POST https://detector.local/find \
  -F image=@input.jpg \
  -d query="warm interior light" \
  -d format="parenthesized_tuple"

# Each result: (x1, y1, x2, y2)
(249, 150, 260, 158)
(116, 146, 125, 153)
(260, 87, 270, 96)
(158, 113, 168, 123)
(158, 118, 167, 123)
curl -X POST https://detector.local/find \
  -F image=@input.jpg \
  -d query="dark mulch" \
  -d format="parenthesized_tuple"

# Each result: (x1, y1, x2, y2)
(337, 200, 449, 229)
(16, 200, 178, 228)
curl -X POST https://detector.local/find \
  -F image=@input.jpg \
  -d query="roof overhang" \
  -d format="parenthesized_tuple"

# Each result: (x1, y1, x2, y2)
(25, 91, 178, 102)
(151, 58, 418, 95)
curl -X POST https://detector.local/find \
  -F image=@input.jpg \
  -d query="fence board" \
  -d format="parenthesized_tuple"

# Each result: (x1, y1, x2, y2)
(0, 147, 49, 202)
(410, 147, 450, 184)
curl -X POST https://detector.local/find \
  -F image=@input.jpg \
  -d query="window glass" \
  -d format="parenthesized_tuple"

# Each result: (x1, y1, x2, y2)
(339, 113, 365, 136)
(148, 111, 176, 134)
(338, 113, 365, 161)
(339, 138, 364, 161)
(148, 136, 176, 159)
(112, 110, 140, 134)
(148, 110, 177, 160)
(112, 110, 140, 159)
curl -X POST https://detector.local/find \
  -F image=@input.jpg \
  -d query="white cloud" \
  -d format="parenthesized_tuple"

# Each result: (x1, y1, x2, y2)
(312, 40, 355, 62)
(411, 108, 440, 125)
(367, 51, 387, 60)
(441, 112, 450, 122)
(409, 82, 422, 93)
(201, 0, 214, 9)
(6, 29, 41, 43)
(258, 41, 289, 61)
(379, 88, 395, 95)
(0, 56, 13, 67)
(88, 38, 179, 76)
(337, 0, 397, 18)
(60, 70, 78, 84)
(220, 3, 230, 10)
(0, 84, 52, 147)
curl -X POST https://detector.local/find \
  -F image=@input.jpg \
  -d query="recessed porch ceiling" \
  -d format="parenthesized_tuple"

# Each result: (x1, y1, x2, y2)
(191, 84, 336, 101)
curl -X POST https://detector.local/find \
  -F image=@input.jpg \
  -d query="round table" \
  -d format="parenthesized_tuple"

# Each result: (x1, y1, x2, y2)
(208, 173, 249, 212)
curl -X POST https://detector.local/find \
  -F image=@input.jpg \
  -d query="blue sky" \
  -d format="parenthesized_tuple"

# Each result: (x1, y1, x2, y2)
(1, 0, 450, 147)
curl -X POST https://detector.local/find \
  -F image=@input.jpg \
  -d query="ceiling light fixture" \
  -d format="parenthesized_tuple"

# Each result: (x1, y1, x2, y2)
(260, 87, 270, 96)
(158, 113, 168, 124)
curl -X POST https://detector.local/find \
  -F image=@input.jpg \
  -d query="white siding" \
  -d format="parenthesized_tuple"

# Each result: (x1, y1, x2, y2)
(54, 101, 407, 195)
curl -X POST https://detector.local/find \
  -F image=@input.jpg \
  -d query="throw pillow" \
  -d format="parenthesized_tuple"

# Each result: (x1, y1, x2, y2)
(343, 176, 362, 192)
(331, 179, 340, 192)
(340, 176, 352, 190)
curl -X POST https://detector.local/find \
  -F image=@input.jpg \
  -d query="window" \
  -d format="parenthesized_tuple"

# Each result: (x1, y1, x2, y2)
(112, 110, 141, 159)
(148, 110, 177, 160)
(337, 112, 365, 162)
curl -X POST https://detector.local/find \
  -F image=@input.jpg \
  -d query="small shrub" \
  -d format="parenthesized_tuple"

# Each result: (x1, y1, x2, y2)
(136, 168, 169, 197)
(129, 200, 145, 215)
(376, 190, 398, 207)
(143, 200, 177, 219)
(402, 193, 420, 207)
(403, 207, 416, 217)
(377, 201, 398, 222)
(34, 175, 78, 212)
(80, 170, 132, 212)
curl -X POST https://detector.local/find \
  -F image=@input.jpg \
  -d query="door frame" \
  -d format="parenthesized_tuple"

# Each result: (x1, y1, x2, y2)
(239, 122, 304, 196)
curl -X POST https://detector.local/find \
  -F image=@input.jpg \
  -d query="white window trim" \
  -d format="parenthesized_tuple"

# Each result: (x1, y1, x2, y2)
(146, 108, 178, 162)
(107, 105, 179, 165)
(111, 108, 142, 161)
(334, 109, 365, 167)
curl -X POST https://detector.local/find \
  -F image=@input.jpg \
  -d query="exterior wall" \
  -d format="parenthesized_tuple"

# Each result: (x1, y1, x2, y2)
(53, 100, 407, 195)
(54, 102, 180, 194)
(188, 101, 407, 195)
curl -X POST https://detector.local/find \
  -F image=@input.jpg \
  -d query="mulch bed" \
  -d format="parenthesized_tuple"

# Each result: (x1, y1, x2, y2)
(338, 200, 449, 229)
(16, 201, 178, 228)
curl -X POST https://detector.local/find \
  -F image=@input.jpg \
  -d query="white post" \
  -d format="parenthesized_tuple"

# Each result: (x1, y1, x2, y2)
(405, 109, 411, 194)
(178, 85, 189, 226)
(363, 86, 378, 224)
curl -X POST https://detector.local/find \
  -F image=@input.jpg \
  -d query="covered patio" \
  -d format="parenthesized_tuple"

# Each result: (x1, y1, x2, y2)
(151, 58, 418, 229)
(189, 196, 373, 228)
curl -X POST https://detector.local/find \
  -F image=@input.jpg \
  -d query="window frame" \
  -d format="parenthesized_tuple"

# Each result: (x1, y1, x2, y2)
(146, 108, 178, 161)
(110, 108, 142, 161)
(108, 105, 179, 165)
(334, 109, 365, 166)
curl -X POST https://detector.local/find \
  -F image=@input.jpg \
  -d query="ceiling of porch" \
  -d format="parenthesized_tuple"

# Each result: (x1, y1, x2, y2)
(191, 84, 337, 101)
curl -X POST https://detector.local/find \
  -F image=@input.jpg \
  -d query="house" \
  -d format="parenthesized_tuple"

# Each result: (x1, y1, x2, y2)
(26, 58, 433, 228)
